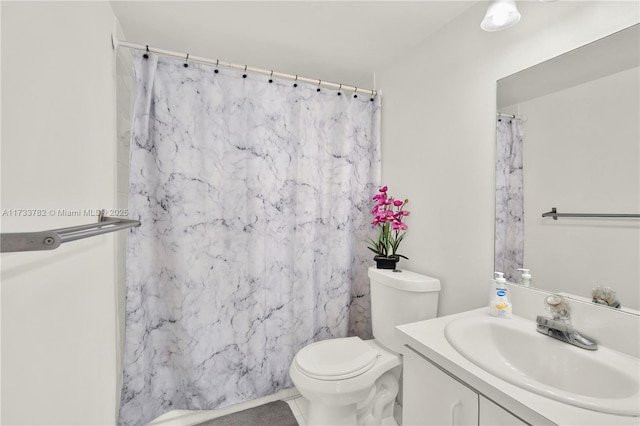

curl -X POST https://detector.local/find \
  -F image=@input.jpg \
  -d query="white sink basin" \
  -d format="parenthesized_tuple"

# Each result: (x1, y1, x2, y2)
(444, 315, 640, 417)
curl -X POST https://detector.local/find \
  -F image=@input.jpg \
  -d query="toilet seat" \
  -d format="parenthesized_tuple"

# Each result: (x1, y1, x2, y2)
(294, 337, 378, 380)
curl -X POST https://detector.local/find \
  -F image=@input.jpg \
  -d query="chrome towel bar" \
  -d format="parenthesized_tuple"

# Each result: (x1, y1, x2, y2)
(1, 212, 140, 253)
(542, 207, 640, 220)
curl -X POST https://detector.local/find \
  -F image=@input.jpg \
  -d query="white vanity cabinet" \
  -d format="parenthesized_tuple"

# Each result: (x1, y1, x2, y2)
(404, 348, 478, 425)
(479, 396, 528, 426)
(403, 348, 528, 426)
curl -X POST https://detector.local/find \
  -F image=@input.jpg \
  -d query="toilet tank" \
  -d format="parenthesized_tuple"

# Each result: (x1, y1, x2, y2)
(368, 267, 441, 354)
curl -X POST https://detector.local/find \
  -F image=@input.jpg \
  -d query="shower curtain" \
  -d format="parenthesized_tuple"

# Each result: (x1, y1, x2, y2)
(494, 118, 524, 282)
(118, 52, 380, 426)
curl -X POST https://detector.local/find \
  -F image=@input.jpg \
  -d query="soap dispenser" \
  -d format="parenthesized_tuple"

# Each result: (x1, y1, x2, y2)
(517, 268, 532, 287)
(490, 272, 512, 318)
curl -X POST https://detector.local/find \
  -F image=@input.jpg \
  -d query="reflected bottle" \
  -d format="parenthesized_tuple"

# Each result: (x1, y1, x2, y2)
(517, 268, 531, 287)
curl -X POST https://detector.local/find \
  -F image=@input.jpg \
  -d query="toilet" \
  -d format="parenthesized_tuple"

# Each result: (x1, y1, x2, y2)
(289, 267, 441, 425)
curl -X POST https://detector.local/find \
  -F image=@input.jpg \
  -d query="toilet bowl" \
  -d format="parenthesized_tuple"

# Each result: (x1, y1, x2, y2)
(289, 267, 441, 425)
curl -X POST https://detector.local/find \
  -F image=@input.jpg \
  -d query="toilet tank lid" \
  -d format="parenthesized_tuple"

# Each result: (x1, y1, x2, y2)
(368, 267, 441, 292)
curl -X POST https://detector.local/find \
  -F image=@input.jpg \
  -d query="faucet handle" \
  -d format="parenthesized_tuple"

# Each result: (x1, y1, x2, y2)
(536, 316, 570, 333)
(544, 294, 571, 320)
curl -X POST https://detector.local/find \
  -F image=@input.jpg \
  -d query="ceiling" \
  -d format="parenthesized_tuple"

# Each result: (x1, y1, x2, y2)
(109, 1, 480, 89)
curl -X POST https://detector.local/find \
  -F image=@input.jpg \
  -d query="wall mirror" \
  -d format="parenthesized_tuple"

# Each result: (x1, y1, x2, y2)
(495, 24, 640, 313)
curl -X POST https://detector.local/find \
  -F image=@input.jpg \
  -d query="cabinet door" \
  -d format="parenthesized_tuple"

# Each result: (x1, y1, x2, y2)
(479, 396, 528, 426)
(403, 349, 478, 426)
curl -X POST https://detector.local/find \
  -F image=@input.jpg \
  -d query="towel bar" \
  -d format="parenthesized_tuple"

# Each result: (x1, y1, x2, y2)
(1, 212, 140, 253)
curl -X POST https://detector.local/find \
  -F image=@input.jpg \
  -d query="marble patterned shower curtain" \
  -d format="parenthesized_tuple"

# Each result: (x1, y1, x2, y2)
(494, 118, 524, 282)
(118, 52, 380, 426)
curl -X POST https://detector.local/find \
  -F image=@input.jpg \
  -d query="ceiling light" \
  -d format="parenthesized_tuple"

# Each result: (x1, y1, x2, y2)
(481, 0, 521, 32)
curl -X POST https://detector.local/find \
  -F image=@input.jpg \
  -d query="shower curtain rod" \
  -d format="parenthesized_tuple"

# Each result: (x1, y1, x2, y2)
(112, 36, 378, 98)
(497, 112, 524, 120)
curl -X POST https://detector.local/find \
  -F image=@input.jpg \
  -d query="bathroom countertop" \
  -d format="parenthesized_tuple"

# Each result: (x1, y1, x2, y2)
(397, 308, 640, 426)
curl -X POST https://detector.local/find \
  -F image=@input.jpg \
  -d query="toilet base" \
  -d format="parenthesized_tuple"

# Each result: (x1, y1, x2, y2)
(302, 367, 401, 426)
(306, 402, 398, 426)
(307, 403, 358, 426)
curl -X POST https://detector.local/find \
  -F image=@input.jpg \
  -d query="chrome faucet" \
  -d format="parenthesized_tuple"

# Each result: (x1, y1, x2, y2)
(535, 295, 598, 351)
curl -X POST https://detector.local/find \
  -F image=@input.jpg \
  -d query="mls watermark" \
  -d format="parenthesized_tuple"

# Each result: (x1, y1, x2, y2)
(1, 208, 129, 217)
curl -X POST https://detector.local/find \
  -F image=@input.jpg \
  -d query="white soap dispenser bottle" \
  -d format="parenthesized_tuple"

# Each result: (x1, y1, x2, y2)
(490, 272, 512, 318)
(517, 268, 532, 287)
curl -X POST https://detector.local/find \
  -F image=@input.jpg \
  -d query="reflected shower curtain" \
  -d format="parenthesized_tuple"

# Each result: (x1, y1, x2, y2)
(495, 118, 524, 282)
(119, 52, 380, 426)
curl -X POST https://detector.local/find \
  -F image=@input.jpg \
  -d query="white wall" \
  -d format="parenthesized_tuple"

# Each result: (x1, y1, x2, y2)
(1, 2, 119, 424)
(375, 1, 639, 316)
(519, 67, 639, 309)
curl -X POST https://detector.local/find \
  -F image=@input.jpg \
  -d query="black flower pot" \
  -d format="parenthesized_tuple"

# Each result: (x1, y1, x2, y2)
(374, 255, 399, 270)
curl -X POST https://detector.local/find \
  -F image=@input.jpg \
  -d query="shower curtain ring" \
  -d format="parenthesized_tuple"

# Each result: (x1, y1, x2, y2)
(337, 84, 342, 96)
(143, 45, 149, 59)
(269, 70, 274, 83)
(293, 75, 298, 87)
(353, 87, 358, 98)
(184, 53, 189, 68)
(243, 65, 248, 78)
(214, 59, 219, 73)
(317, 80, 322, 92)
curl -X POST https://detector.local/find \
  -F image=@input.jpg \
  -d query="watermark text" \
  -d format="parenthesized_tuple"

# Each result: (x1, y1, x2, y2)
(2, 208, 129, 217)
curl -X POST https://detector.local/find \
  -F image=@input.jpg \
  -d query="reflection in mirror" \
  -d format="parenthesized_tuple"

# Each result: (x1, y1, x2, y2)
(495, 24, 640, 313)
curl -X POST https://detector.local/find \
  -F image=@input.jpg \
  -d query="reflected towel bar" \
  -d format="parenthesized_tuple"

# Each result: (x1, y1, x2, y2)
(542, 207, 640, 220)
(1, 212, 141, 253)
